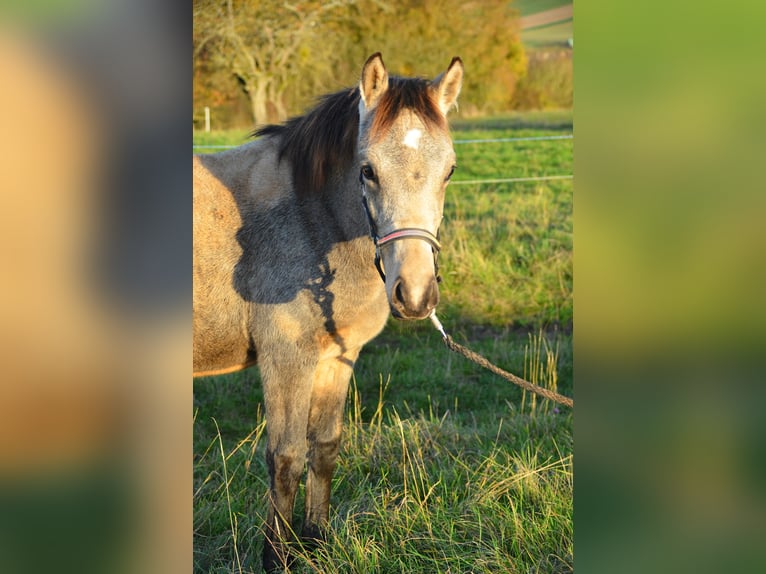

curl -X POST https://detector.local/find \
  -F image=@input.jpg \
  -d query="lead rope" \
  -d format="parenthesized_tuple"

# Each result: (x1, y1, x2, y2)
(429, 311, 574, 409)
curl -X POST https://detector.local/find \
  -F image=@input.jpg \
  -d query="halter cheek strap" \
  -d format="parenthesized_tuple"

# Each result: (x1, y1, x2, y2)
(361, 190, 442, 284)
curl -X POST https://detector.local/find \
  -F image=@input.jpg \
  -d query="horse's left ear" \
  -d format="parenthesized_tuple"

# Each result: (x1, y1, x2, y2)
(360, 52, 389, 111)
(431, 57, 464, 115)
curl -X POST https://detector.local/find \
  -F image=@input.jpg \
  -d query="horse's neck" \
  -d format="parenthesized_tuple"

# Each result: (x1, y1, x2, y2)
(313, 165, 370, 243)
(228, 139, 372, 260)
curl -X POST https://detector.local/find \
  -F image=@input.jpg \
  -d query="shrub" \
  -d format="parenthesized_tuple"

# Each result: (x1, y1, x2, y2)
(513, 48, 573, 110)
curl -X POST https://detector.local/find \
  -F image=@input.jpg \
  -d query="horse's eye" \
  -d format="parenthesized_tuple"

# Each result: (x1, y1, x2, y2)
(361, 165, 376, 181)
(446, 165, 456, 181)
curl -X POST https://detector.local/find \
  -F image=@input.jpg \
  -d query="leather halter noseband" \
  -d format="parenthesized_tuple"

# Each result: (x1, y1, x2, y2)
(360, 173, 442, 284)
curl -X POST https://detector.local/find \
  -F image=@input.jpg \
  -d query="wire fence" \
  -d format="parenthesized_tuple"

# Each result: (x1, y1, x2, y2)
(454, 134, 572, 145)
(192, 133, 573, 185)
(192, 133, 572, 150)
(451, 175, 572, 185)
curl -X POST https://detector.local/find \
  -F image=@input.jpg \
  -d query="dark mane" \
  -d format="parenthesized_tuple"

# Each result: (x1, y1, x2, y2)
(255, 88, 360, 196)
(255, 77, 444, 196)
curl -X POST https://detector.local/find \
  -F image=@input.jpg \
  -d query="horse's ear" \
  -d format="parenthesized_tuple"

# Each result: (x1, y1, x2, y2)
(431, 57, 464, 115)
(359, 53, 389, 112)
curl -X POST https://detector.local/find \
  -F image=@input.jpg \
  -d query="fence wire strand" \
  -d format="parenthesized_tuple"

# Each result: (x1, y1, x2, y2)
(451, 175, 572, 185)
(193, 133, 573, 150)
(454, 134, 572, 144)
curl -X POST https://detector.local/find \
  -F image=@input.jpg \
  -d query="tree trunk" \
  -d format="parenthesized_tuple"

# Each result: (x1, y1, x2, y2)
(249, 79, 270, 127)
(268, 82, 288, 123)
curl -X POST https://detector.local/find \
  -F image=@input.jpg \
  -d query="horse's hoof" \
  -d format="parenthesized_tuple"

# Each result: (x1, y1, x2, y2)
(262, 541, 295, 573)
(300, 523, 327, 551)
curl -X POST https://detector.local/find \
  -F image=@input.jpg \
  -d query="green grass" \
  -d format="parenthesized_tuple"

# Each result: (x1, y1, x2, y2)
(521, 21, 574, 48)
(451, 110, 572, 131)
(194, 128, 252, 148)
(194, 117, 573, 572)
(513, 0, 570, 16)
(195, 332, 573, 573)
(443, 119, 573, 328)
(514, 0, 573, 47)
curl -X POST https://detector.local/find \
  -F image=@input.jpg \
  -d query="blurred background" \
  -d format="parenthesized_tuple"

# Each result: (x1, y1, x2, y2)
(0, 2, 189, 573)
(575, 1, 766, 572)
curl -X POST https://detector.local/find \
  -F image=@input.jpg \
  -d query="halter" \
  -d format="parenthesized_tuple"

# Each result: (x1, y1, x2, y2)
(360, 174, 442, 284)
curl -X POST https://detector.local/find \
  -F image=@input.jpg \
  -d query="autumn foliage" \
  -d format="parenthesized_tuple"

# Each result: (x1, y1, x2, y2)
(194, 0, 528, 128)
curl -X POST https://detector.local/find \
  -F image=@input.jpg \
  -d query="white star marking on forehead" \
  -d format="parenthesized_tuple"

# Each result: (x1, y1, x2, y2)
(403, 128, 422, 149)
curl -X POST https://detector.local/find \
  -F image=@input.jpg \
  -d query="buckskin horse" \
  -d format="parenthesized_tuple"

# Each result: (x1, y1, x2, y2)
(193, 53, 463, 571)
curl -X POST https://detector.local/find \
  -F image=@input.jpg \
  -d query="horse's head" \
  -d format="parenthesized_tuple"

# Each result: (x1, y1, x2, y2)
(357, 53, 463, 320)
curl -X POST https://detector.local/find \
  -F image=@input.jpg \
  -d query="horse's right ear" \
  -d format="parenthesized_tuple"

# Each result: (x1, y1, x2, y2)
(431, 57, 464, 115)
(359, 53, 389, 113)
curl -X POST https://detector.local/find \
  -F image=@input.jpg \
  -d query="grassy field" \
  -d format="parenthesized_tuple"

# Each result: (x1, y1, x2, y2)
(193, 113, 573, 573)
(522, 21, 574, 48)
(514, 0, 569, 15)
(516, 0, 573, 48)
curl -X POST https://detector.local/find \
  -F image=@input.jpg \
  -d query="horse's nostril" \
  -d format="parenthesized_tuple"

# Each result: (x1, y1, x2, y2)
(429, 280, 440, 307)
(390, 277, 438, 319)
(394, 280, 405, 305)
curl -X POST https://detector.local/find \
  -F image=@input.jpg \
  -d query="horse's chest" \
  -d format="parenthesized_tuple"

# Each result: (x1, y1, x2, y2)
(312, 264, 389, 355)
(244, 225, 389, 355)
(332, 271, 388, 330)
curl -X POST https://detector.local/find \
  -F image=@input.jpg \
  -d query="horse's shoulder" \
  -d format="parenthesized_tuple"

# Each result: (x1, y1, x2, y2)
(193, 141, 263, 182)
(236, 140, 294, 210)
(194, 140, 291, 209)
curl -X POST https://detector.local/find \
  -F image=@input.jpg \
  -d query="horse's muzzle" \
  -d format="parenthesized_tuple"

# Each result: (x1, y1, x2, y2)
(389, 276, 439, 320)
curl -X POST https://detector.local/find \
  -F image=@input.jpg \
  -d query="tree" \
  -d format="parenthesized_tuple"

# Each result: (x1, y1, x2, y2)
(305, 0, 527, 115)
(193, 0, 526, 126)
(194, 0, 356, 126)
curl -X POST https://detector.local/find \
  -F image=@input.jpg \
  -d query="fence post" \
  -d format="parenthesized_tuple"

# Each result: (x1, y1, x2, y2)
(204, 106, 210, 132)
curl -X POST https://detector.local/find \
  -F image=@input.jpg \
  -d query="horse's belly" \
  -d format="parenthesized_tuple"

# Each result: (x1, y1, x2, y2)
(193, 308, 254, 377)
(193, 248, 253, 375)
(193, 154, 256, 376)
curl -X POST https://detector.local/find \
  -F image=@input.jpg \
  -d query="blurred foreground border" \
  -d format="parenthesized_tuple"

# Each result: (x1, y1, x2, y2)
(0, 2, 190, 573)
(575, 1, 766, 573)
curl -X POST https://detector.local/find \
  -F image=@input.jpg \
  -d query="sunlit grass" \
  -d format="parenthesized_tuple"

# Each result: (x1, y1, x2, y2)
(195, 368, 572, 573)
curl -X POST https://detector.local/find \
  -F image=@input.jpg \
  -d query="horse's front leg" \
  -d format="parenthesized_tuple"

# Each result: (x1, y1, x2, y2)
(302, 349, 359, 545)
(260, 349, 315, 573)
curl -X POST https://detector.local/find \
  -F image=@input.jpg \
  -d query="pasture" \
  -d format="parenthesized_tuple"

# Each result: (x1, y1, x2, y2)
(193, 113, 573, 573)
(517, 1, 573, 48)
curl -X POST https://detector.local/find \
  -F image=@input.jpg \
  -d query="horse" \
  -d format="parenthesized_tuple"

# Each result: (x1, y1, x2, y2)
(193, 53, 463, 571)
